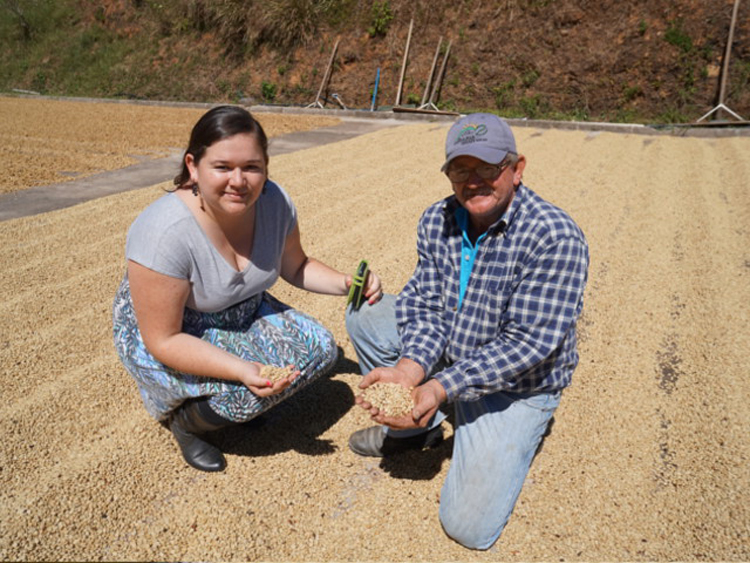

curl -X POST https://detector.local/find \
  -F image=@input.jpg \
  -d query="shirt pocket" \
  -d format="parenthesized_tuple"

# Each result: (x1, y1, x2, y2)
(469, 268, 512, 335)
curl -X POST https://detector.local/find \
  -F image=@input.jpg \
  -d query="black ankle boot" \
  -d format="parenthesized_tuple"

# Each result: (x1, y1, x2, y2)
(169, 399, 233, 472)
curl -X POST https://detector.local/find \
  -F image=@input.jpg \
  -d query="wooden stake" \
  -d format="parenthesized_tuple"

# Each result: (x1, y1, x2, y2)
(308, 38, 340, 108)
(696, 0, 745, 122)
(395, 18, 414, 107)
(718, 0, 741, 107)
(428, 40, 452, 107)
(421, 37, 442, 106)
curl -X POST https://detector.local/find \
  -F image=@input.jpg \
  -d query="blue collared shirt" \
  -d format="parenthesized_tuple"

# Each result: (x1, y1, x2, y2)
(396, 184, 589, 402)
(455, 206, 488, 311)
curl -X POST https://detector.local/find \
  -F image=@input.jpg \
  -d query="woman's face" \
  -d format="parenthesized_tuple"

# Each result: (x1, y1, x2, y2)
(186, 133, 268, 219)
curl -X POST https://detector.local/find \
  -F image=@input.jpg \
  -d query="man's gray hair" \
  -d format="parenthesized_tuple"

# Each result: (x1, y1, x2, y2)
(502, 152, 520, 167)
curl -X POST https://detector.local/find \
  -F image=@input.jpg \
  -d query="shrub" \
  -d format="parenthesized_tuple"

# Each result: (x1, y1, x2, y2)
(493, 80, 516, 110)
(664, 19, 693, 53)
(521, 69, 540, 88)
(368, 1, 393, 37)
(622, 84, 642, 102)
(261, 80, 277, 101)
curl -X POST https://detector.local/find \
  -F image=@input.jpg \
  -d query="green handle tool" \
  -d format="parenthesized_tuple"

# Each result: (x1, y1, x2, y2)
(346, 259, 369, 309)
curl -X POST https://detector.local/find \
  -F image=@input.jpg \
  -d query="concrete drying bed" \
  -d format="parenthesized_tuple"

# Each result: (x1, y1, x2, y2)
(1, 96, 749, 561)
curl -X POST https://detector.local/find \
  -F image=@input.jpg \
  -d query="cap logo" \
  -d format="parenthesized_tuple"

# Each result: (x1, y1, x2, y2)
(455, 123, 488, 145)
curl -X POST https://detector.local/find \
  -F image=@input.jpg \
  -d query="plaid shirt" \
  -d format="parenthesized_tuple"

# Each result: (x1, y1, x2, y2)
(396, 184, 589, 402)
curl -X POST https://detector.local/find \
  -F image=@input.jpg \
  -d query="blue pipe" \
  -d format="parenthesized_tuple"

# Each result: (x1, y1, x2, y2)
(370, 67, 380, 111)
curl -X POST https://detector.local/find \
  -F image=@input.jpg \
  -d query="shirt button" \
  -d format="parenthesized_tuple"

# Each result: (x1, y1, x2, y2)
(464, 254, 470, 260)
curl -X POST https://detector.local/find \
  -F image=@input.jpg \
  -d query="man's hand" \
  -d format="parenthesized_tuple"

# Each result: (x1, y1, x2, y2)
(355, 366, 412, 413)
(355, 358, 423, 415)
(355, 357, 446, 430)
(372, 379, 447, 430)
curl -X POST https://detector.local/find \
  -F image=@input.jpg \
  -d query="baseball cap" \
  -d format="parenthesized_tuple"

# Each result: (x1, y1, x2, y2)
(441, 113, 517, 172)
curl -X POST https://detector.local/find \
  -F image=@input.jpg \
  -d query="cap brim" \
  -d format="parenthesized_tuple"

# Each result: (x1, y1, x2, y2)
(440, 146, 510, 172)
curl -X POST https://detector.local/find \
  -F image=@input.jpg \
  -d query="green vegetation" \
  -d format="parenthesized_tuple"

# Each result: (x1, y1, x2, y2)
(493, 80, 516, 110)
(660, 17, 713, 121)
(664, 19, 693, 53)
(622, 84, 642, 102)
(0, 0, 743, 123)
(0, 1, 137, 96)
(260, 80, 277, 102)
(521, 69, 540, 88)
(731, 60, 750, 102)
(437, 99, 457, 112)
(656, 105, 693, 124)
(145, 0, 340, 56)
(0, 0, 348, 101)
(405, 92, 421, 105)
(519, 94, 548, 119)
(367, 1, 393, 37)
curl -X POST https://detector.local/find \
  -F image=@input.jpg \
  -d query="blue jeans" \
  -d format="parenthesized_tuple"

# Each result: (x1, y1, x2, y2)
(345, 294, 561, 550)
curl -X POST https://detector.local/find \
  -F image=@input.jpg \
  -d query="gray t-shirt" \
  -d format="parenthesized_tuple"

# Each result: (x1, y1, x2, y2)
(125, 180, 297, 313)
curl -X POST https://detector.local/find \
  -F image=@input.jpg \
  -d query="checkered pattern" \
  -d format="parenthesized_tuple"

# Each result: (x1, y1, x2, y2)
(396, 184, 589, 402)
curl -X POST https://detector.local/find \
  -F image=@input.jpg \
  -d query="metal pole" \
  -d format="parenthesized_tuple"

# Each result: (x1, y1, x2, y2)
(395, 18, 413, 107)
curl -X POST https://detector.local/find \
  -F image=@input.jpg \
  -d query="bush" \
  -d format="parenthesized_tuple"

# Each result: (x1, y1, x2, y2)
(261, 80, 277, 101)
(493, 80, 516, 110)
(665, 19, 693, 54)
(368, 1, 393, 37)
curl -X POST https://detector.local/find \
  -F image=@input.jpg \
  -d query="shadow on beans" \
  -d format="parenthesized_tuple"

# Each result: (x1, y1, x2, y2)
(215, 353, 360, 458)
(378, 436, 454, 481)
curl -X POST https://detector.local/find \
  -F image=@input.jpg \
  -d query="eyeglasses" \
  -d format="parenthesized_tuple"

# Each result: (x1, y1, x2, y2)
(446, 160, 513, 183)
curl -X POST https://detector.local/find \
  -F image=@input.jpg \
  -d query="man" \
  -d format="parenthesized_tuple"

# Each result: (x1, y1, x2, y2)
(345, 113, 589, 550)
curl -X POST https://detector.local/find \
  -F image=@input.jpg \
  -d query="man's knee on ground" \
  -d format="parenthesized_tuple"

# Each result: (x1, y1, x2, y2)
(439, 503, 507, 551)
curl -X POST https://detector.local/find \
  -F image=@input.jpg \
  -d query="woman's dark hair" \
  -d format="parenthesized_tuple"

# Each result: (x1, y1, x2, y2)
(173, 105, 269, 189)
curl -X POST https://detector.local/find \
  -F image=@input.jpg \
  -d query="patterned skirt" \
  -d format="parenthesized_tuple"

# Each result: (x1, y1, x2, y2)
(112, 276, 338, 422)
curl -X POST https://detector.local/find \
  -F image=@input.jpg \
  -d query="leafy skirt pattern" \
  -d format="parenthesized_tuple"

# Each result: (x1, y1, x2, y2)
(112, 276, 338, 422)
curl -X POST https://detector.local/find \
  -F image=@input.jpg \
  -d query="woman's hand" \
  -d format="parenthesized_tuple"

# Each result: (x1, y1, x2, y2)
(239, 362, 300, 397)
(362, 269, 383, 305)
(344, 268, 384, 305)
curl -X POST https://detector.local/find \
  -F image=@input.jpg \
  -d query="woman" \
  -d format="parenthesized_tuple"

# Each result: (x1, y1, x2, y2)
(113, 105, 381, 472)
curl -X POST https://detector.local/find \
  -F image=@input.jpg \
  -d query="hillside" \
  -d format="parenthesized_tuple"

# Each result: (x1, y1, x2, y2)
(1, 0, 749, 123)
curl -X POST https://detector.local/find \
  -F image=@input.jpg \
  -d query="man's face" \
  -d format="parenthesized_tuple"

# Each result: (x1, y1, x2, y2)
(447, 154, 526, 233)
